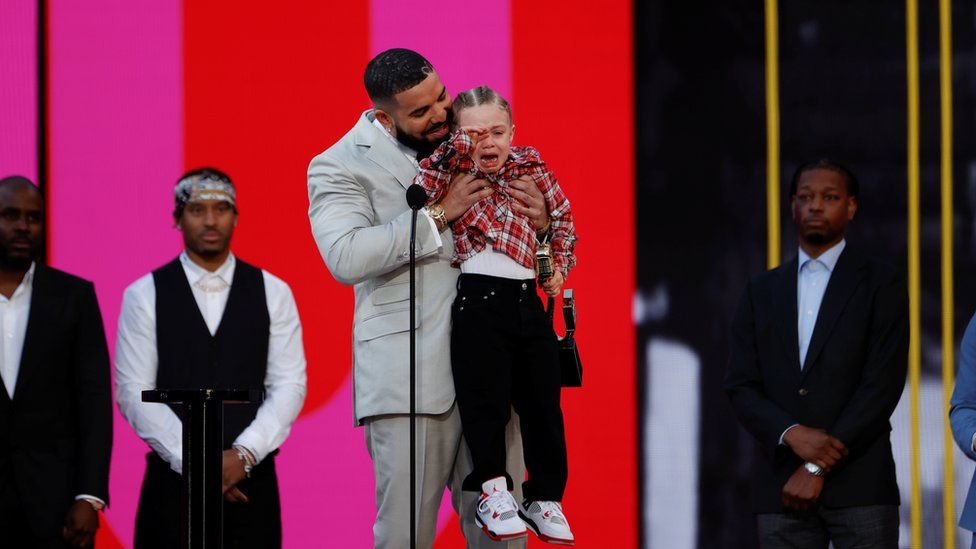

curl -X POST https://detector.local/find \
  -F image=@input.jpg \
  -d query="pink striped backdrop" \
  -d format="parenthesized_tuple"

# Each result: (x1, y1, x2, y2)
(0, 0, 37, 181)
(41, 1, 512, 546)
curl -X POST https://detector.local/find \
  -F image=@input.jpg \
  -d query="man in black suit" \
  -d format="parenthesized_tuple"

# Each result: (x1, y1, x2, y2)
(725, 160, 907, 548)
(0, 175, 113, 548)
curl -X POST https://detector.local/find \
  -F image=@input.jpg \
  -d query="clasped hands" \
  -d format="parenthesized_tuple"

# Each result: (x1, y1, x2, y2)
(222, 448, 250, 504)
(780, 425, 849, 511)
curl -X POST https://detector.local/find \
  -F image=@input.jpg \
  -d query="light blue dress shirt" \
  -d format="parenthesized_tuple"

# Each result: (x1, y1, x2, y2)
(779, 239, 846, 445)
(797, 240, 846, 369)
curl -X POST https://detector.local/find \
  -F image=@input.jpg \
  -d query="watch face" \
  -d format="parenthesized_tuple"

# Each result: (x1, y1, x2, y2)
(804, 462, 822, 475)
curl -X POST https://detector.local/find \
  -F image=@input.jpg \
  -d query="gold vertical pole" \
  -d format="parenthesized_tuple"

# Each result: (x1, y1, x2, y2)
(906, 0, 923, 547)
(940, 0, 957, 546)
(765, 0, 781, 269)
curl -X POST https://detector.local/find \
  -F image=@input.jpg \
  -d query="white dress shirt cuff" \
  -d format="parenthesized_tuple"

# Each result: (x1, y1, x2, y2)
(233, 434, 264, 465)
(75, 494, 106, 508)
(420, 208, 444, 248)
(779, 423, 800, 445)
(971, 431, 976, 453)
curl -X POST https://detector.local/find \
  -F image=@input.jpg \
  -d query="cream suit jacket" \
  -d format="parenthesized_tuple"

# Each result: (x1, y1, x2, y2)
(308, 110, 458, 424)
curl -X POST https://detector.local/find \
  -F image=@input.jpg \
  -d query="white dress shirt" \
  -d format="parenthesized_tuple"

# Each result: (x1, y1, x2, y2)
(779, 240, 846, 445)
(115, 252, 307, 474)
(372, 117, 445, 246)
(0, 262, 34, 399)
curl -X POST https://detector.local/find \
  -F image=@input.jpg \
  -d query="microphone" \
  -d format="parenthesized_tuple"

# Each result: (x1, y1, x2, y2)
(431, 147, 456, 169)
(406, 184, 427, 211)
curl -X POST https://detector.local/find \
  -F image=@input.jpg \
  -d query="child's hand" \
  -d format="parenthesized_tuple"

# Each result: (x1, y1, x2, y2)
(460, 126, 489, 146)
(541, 271, 564, 297)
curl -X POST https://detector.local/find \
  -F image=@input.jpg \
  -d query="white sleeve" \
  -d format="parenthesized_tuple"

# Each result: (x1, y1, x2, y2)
(114, 276, 185, 474)
(233, 272, 307, 463)
(779, 423, 800, 446)
(419, 208, 444, 249)
(307, 151, 441, 286)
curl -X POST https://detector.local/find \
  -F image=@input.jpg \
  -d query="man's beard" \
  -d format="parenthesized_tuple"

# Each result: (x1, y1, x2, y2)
(0, 246, 36, 271)
(802, 231, 832, 246)
(394, 110, 454, 160)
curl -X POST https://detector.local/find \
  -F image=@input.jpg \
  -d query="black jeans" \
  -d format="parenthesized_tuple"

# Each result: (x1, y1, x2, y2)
(756, 505, 899, 549)
(134, 452, 282, 549)
(451, 273, 568, 502)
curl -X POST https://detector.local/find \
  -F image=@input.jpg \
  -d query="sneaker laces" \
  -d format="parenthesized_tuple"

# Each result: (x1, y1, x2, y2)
(528, 500, 567, 525)
(480, 490, 519, 521)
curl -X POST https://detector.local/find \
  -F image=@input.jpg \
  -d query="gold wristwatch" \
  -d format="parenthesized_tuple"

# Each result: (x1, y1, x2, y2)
(427, 203, 448, 231)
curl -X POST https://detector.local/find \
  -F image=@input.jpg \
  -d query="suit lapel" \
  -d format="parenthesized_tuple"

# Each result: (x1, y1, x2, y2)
(356, 112, 418, 190)
(800, 247, 866, 380)
(773, 258, 802, 376)
(15, 265, 61, 400)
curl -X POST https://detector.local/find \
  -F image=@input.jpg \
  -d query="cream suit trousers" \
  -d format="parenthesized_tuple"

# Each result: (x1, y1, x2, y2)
(364, 404, 525, 549)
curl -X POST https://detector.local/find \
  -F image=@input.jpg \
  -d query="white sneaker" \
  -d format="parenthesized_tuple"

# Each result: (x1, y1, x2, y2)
(475, 477, 527, 541)
(519, 500, 575, 545)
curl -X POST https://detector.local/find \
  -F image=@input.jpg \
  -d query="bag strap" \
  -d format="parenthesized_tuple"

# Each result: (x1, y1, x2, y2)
(546, 290, 577, 340)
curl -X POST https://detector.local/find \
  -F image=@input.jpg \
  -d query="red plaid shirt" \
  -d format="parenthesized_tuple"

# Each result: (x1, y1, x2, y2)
(416, 130, 577, 275)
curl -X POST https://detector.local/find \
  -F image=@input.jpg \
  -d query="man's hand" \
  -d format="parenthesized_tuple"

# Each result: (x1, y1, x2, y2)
(781, 464, 825, 511)
(62, 500, 98, 547)
(441, 173, 493, 222)
(225, 486, 249, 504)
(507, 176, 548, 230)
(222, 449, 247, 495)
(782, 425, 848, 470)
(541, 271, 564, 297)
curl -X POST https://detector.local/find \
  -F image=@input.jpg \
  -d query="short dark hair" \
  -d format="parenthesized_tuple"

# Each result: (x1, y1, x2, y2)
(788, 159, 859, 198)
(364, 48, 434, 105)
(0, 175, 42, 202)
(0, 175, 39, 190)
(173, 167, 234, 218)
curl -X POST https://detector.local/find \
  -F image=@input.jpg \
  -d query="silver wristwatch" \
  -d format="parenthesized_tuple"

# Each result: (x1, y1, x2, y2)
(804, 462, 826, 477)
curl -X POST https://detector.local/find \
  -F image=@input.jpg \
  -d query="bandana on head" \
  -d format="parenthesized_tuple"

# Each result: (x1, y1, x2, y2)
(174, 173, 236, 208)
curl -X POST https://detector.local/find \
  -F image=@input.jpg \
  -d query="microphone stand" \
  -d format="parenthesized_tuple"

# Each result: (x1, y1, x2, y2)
(409, 206, 418, 549)
(406, 184, 427, 549)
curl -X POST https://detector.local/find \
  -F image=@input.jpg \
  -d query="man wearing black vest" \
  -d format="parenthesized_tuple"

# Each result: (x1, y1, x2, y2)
(0, 175, 112, 548)
(115, 168, 307, 548)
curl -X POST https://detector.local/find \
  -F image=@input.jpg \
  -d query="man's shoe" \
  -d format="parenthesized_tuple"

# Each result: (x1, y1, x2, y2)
(475, 477, 527, 541)
(519, 500, 575, 545)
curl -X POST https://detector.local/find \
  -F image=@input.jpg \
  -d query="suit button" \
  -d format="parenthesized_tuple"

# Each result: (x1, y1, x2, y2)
(798, 388, 809, 396)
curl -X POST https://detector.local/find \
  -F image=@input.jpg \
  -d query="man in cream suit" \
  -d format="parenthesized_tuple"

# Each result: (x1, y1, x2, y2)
(308, 49, 549, 548)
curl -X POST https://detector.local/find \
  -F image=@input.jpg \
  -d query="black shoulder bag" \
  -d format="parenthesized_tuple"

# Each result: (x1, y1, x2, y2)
(547, 289, 583, 388)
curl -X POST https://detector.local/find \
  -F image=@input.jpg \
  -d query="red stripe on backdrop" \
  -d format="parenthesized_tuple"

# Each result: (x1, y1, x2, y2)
(513, 1, 638, 547)
(182, 2, 375, 545)
(183, 1, 368, 424)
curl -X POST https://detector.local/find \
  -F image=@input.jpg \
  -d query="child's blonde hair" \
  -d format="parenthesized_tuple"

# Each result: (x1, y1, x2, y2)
(451, 85, 513, 128)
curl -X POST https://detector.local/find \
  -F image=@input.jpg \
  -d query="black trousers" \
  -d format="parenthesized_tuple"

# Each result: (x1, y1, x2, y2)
(756, 505, 899, 549)
(451, 273, 568, 502)
(0, 494, 73, 549)
(134, 452, 282, 549)
(0, 468, 75, 548)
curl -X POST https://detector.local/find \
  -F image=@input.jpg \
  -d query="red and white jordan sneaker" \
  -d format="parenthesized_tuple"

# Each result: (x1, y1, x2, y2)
(474, 477, 527, 541)
(519, 499, 575, 545)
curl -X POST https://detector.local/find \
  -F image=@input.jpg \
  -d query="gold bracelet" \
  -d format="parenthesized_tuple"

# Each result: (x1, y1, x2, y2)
(428, 203, 448, 231)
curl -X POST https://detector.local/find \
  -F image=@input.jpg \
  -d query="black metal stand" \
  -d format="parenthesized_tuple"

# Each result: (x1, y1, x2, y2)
(408, 208, 419, 549)
(142, 388, 263, 549)
(405, 183, 426, 549)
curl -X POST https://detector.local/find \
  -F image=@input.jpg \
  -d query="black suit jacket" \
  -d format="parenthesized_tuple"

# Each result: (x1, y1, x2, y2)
(725, 246, 908, 512)
(0, 265, 112, 536)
